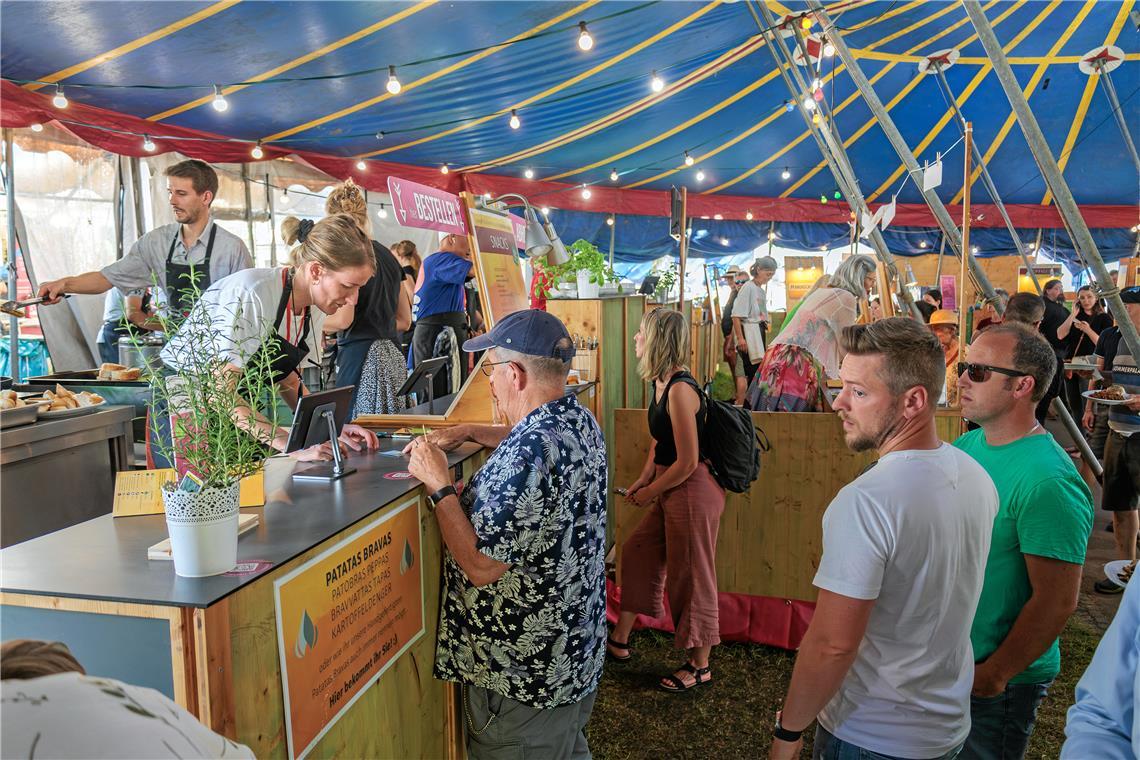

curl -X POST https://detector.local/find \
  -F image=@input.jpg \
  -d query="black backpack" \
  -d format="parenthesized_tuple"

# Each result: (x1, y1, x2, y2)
(668, 375, 770, 493)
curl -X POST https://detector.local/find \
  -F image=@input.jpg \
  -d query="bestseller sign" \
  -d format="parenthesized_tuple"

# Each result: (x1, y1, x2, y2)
(386, 176, 467, 236)
(273, 497, 425, 760)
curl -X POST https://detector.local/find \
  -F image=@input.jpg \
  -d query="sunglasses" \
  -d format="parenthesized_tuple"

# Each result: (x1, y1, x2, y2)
(957, 362, 1027, 383)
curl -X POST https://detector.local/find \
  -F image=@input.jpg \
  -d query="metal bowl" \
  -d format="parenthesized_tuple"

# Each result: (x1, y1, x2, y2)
(0, 403, 41, 429)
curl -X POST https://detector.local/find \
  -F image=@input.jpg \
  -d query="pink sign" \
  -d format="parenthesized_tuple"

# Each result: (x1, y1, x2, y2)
(386, 176, 467, 235)
(509, 213, 526, 251)
(939, 274, 957, 311)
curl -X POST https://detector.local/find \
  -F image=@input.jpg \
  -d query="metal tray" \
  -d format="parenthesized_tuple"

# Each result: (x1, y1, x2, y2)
(24, 369, 149, 387)
(37, 403, 104, 420)
(0, 403, 41, 429)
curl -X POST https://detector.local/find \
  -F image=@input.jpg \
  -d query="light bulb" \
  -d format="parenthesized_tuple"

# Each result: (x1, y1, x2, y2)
(781, 167, 791, 180)
(823, 41, 836, 57)
(280, 188, 290, 206)
(377, 205, 389, 219)
(30, 123, 43, 133)
(540, 206, 550, 216)
(524, 168, 534, 179)
(211, 85, 228, 113)
(386, 65, 402, 95)
(971, 245, 979, 254)
(142, 134, 156, 152)
(251, 142, 264, 159)
(784, 100, 795, 113)
(577, 21, 593, 51)
(581, 187, 592, 199)
(713, 213, 723, 220)
(768, 230, 776, 241)
(721, 237, 730, 246)
(375, 131, 385, 140)
(812, 111, 821, 125)
(801, 14, 813, 30)
(820, 194, 828, 204)
(746, 211, 754, 221)
(356, 160, 367, 171)
(812, 78, 823, 91)
(509, 110, 520, 130)
(440, 165, 449, 174)
(696, 170, 706, 182)
(833, 189, 842, 200)
(610, 168, 619, 182)
(919, 240, 928, 248)
(650, 71, 665, 93)
(52, 86, 68, 109)
(606, 216, 614, 226)
(803, 96, 816, 111)
(684, 151, 694, 167)
(813, 88, 825, 102)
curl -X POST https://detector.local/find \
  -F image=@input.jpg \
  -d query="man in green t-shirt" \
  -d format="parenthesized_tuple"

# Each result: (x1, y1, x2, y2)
(954, 323, 1094, 759)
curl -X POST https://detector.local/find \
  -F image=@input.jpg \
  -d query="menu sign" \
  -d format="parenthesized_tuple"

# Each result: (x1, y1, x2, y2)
(386, 176, 466, 236)
(469, 208, 529, 327)
(274, 497, 424, 759)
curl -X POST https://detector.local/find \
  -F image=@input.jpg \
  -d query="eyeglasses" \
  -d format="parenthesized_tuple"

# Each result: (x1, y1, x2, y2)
(479, 360, 522, 377)
(957, 362, 1027, 383)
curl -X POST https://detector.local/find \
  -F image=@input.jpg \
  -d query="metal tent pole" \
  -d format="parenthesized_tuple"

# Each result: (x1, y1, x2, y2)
(1098, 67, 1140, 176)
(806, 0, 1003, 317)
(751, 1, 921, 318)
(4, 130, 18, 382)
(962, 0, 1140, 361)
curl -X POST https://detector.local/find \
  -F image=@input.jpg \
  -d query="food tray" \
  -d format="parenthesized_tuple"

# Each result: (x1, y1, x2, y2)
(0, 403, 41, 429)
(37, 403, 104, 420)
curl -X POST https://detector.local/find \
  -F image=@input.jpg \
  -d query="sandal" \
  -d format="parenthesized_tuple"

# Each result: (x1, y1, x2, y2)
(606, 635, 632, 663)
(658, 662, 712, 693)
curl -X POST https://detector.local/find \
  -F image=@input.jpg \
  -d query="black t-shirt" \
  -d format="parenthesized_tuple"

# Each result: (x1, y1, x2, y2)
(1068, 311, 1113, 359)
(339, 240, 404, 345)
(648, 372, 706, 466)
(1040, 298, 1070, 356)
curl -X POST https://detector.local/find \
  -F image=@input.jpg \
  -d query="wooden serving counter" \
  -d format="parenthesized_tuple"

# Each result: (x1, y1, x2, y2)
(0, 442, 484, 759)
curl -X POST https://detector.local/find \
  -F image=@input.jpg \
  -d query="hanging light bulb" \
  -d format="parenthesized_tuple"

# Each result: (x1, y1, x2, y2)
(440, 164, 449, 174)
(524, 168, 534, 179)
(803, 96, 816, 111)
(356, 159, 367, 171)
(280, 188, 290, 206)
(971, 245, 979, 254)
(540, 206, 550, 217)
(581, 186, 592, 199)
(375, 131, 385, 141)
(377, 205, 389, 219)
(768, 229, 776, 241)
(833, 188, 842, 200)
(695, 170, 706, 182)
(142, 134, 156, 152)
(812, 111, 821, 125)
(386, 65, 402, 95)
(52, 85, 68, 109)
(713, 213, 723, 220)
(29, 123, 43, 133)
(823, 40, 836, 57)
(211, 85, 228, 113)
(650, 70, 665, 93)
(746, 210, 754, 221)
(684, 151, 694, 167)
(606, 216, 614, 226)
(577, 21, 593, 51)
(784, 100, 795, 113)
(813, 88, 825, 102)
(509, 109, 521, 130)
(820, 194, 828, 204)
(800, 14, 813, 30)
(781, 167, 791, 180)
(610, 168, 619, 182)
(250, 141, 264, 159)
(919, 240, 928, 249)
(811, 78, 823, 91)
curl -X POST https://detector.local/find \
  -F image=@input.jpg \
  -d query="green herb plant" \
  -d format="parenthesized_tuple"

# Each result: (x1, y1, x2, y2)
(654, 263, 679, 302)
(532, 239, 620, 299)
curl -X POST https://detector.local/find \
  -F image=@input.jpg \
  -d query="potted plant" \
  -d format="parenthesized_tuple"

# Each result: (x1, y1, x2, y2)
(567, 239, 618, 299)
(653, 263, 679, 303)
(130, 278, 282, 577)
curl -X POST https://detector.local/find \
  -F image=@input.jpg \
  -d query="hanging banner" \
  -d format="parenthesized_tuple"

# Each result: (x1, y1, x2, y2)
(879, 196, 897, 230)
(939, 274, 958, 311)
(274, 497, 425, 760)
(386, 176, 467, 236)
(469, 207, 529, 327)
(922, 156, 943, 192)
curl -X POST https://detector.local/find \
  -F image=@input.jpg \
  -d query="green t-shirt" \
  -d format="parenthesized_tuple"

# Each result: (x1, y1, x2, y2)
(954, 429, 1093, 684)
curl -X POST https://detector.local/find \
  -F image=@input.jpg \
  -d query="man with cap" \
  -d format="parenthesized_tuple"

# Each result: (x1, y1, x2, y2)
(406, 309, 608, 759)
(928, 309, 960, 404)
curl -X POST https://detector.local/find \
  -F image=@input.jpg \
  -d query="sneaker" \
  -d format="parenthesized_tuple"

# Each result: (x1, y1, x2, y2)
(1094, 578, 1124, 595)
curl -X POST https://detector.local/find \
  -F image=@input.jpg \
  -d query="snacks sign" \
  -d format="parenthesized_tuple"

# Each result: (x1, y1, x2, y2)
(273, 497, 424, 759)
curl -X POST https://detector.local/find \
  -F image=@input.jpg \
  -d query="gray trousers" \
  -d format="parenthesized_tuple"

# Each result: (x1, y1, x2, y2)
(464, 685, 597, 760)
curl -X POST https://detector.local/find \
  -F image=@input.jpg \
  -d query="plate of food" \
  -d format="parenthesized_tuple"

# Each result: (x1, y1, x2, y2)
(0, 389, 48, 428)
(1083, 386, 1134, 406)
(1104, 559, 1136, 589)
(27, 384, 106, 419)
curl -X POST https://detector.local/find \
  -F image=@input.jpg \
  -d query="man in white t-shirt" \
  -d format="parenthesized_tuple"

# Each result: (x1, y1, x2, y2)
(730, 257, 777, 388)
(770, 317, 999, 760)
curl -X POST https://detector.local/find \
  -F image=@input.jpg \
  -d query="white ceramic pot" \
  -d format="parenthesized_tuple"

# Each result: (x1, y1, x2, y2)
(162, 482, 240, 578)
(576, 270, 601, 299)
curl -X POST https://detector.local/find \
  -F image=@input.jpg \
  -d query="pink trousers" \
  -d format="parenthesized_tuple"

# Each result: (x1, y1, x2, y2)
(620, 462, 726, 650)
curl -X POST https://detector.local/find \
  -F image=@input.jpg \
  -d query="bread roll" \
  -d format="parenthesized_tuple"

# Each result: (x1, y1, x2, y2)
(110, 368, 141, 381)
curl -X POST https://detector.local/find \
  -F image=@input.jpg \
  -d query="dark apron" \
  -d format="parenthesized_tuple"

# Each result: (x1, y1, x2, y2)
(166, 223, 217, 316)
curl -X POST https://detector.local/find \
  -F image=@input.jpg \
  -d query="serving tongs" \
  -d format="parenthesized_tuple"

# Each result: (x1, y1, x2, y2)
(0, 294, 68, 317)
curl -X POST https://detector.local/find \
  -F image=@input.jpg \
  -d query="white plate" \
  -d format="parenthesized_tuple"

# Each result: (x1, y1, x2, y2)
(1082, 389, 1133, 406)
(1104, 559, 1136, 589)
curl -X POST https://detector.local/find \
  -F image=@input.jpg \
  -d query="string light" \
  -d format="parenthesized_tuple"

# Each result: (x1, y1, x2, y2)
(823, 41, 836, 57)
(811, 78, 823, 91)
(813, 88, 825, 102)
(784, 100, 795, 113)
(610, 168, 619, 182)
(440, 164, 449, 174)
(356, 159, 367, 171)
(250, 141, 264, 159)
(377, 205, 389, 219)
(509, 110, 520, 129)
(781, 167, 791, 180)
(606, 216, 614, 226)
(833, 188, 842, 200)
(801, 14, 813, 30)
(919, 240, 928, 248)
(52, 85, 68, 109)
(803, 96, 816, 111)
(684, 151, 694, 167)
(721, 237, 730, 246)
(820, 194, 828, 204)
(768, 230, 776, 240)
(541, 206, 550, 216)
(812, 111, 821, 125)
(971, 245, 979, 254)
(281, 188, 290, 206)
(211, 85, 228, 113)
(746, 210, 754, 220)
(577, 21, 594, 51)
(650, 71, 665, 93)
(29, 123, 43, 132)
(386, 65, 402, 95)
(142, 134, 156, 152)
(713, 213, 723, 220)
(375, 131, 385, 141)
(581, 186, 592, 199)
(696, 169, 706, 182)
(524, 168, 534, 179)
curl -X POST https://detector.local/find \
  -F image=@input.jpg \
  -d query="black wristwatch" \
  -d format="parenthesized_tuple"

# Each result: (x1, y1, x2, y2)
(427, 484, 457, 511)
(773, 716, 803, 742)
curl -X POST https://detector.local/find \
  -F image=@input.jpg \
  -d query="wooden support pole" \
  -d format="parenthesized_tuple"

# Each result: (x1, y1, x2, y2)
(676, 187, 688, 311)
(958, 122, 972, 406)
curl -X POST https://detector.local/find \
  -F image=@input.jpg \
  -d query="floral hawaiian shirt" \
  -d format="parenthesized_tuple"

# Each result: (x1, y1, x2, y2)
(434, 394, 608, 708)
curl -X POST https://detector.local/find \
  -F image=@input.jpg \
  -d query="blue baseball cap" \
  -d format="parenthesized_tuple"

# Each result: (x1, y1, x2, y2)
(463, 309, 576, 362)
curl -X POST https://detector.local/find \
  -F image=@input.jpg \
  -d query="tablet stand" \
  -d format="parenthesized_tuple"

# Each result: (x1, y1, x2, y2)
(292, 409, 357, 482)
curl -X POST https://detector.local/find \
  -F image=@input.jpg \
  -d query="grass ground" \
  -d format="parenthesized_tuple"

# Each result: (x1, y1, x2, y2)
(586, 616, 1102, 759)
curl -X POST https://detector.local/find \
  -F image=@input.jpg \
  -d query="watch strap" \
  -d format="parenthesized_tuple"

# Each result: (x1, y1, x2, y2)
(428, 484, 457, 509)
(773, 719, 803, 742)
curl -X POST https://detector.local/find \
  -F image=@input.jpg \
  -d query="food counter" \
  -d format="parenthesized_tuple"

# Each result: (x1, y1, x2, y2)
(0, 404, 133, 547)
(1, 442, 483, 759)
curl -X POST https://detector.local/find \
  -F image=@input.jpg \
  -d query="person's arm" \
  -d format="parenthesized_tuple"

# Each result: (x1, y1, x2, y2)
(321, 303, 355, 333)
(395, 283, 412, 332)
(124, 294, 159, 332)
(37, 271, 113, 303)
(626, 439, 658, 498)
(770, 590, 876, 758)
(437, 254, 474, 285)
(628, 382, 700, 504)
(410, 422, 511, 453)
(1057, 306, 1078, 340)
(1082, 355, 1106, 431)
(1061, 581, 1139, 759)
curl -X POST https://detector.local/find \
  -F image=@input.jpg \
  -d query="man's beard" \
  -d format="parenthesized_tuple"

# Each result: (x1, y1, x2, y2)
(844, 409, 905, 453)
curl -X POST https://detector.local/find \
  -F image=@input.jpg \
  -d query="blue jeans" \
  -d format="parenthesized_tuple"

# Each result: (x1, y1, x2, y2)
(961, 681, 1051, 760)
(814, 726, 963, 760)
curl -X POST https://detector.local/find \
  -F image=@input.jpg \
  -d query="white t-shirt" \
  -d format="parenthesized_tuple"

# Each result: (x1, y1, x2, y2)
(814, 443, 999, 758)
(160, 267, 324, 373)
(730, 280, 768, 322)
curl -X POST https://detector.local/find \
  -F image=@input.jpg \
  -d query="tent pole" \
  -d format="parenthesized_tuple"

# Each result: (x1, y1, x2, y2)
(266, 174, 277, 267)
(241, 164, 255, 257)
(960, 122, 972, 398)
(677, 187, 688, 311)
(961, 0, 1140, 362)
(608, 213, 615, 269)
(4, 130, 18, 382)
(934, 65, 1042, 295)
(806, 0, 1002, 317)
(750, 1, 921, 319)
(128, 157, 144, 239)
(1097, 66, 1140, 176)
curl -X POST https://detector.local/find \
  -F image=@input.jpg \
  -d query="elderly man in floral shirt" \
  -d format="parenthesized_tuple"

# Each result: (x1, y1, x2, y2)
(407, 308, 607, 760)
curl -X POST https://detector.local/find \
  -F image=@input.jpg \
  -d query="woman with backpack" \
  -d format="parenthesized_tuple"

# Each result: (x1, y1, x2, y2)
(607, 308, 727, 693)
